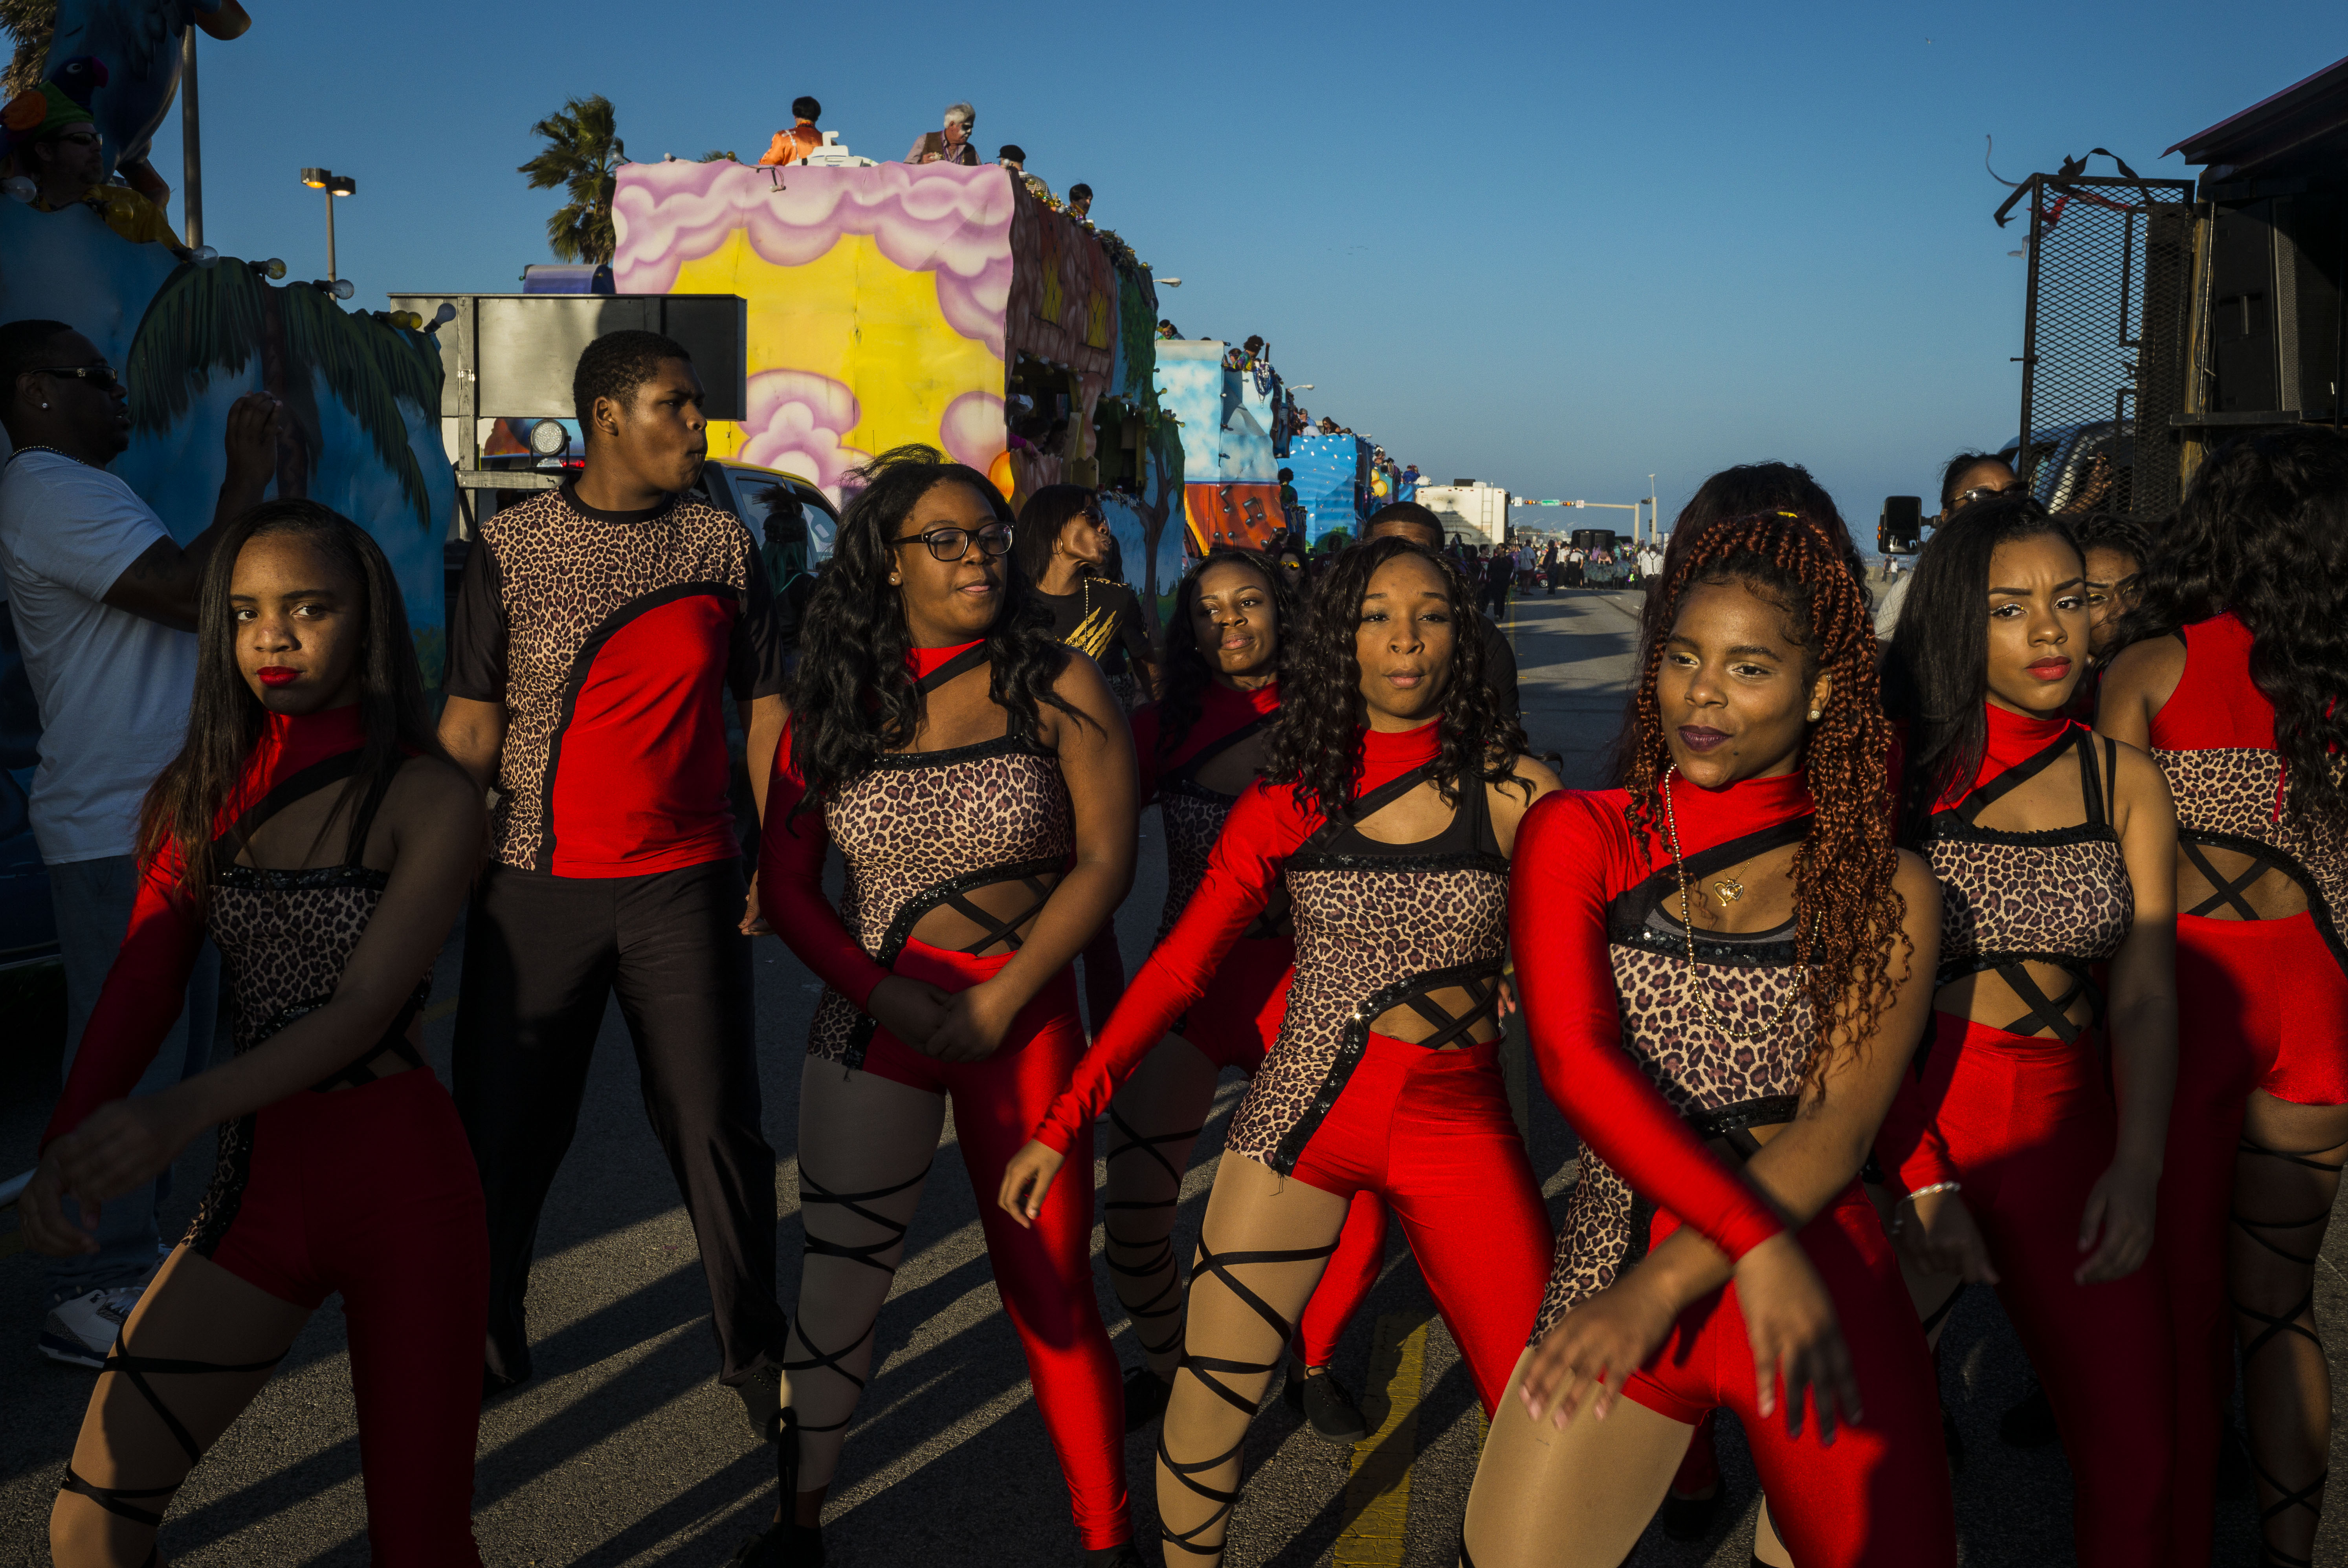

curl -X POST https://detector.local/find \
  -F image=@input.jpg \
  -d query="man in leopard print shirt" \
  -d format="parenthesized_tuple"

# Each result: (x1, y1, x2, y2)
(438, 332, 792, 1432)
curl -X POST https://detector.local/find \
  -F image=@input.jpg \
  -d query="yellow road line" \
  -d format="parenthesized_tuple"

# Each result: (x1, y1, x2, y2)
(421, 998, 457, 1024)
(1332, 1312, 1430, 1566)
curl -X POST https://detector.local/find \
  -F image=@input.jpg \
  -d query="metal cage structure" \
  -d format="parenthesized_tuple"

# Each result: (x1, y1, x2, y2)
(1997, 165, 2196, 520)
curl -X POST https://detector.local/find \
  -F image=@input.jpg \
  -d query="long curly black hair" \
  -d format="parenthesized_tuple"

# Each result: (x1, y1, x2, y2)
(2108, 427, 2348, 837)
(785, 446, 1080, 805)
(1623, 510, 1910, 1090)
(1262, 536, 1531, 821)
(1154, 546, 1294, 760)
(1882, 494, 2079, 847)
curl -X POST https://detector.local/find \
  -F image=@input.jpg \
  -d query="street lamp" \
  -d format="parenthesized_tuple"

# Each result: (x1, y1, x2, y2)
(299, 167, 356, 283)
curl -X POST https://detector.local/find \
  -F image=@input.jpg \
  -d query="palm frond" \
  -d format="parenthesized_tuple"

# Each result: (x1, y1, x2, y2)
(1, 0, 56, 100)
(520, 93, 622, 265)
(279, 285, 446, 531)
(125, 260, 268, 432)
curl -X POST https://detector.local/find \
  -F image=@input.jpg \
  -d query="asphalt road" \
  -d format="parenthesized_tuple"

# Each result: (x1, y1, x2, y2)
(1, 585, 2338, 1565)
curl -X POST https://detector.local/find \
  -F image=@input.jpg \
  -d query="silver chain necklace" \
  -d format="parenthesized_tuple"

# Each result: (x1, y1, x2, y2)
(1660, 764, 1797, 1042)
(4, 444, 91, 468)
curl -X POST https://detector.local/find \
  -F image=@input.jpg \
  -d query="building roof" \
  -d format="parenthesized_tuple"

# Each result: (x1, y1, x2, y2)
(2166, 53, 2348, 183)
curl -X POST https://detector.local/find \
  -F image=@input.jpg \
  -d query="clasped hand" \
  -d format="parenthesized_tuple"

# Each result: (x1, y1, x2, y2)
(18, 1095, 194, 1257)
(866, 974, 1016, 1062)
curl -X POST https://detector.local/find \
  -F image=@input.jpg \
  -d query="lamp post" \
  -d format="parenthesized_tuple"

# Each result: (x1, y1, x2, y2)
(299, 167, 356, 282)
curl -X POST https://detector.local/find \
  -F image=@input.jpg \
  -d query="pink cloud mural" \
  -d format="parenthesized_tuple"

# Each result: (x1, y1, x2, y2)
(612, 160, 1017, 359)
(736, 368, 868, 491)
(938, 389, 1007, 473)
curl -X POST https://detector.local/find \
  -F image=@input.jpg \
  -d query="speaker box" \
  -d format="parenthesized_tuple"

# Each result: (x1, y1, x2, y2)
(2205, 192, 2344, 419)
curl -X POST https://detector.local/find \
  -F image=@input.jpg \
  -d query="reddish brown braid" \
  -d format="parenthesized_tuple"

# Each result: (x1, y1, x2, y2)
(1622, 510, 1912, 1091)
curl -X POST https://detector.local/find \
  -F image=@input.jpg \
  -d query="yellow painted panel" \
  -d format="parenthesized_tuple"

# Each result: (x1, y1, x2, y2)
(669, 231, 1002, 464)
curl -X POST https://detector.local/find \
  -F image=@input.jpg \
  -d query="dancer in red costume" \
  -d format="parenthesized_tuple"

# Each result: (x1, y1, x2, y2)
(1460, 511, 1952, 1568)
(2099, 430, 2348, 1568)
(748, 447, 1140, 1567)
(1099, 547, 1388, 1444)
(1000, 537, 1559, 1565)
(22, 502, 490, 1567)
(1877, 495, 2179, 1568)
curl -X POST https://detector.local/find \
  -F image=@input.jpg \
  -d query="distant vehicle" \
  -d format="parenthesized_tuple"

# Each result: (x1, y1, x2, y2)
(1998, 420, 2137, 515)
(702, 459, 840, 564)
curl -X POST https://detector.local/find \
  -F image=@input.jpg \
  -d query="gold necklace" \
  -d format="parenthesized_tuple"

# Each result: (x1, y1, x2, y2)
(1660, 766, 1794, 1042)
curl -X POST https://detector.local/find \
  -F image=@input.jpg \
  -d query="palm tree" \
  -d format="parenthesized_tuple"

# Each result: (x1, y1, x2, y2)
(518, 94, 625, 265)
(1, 0, 57, 97)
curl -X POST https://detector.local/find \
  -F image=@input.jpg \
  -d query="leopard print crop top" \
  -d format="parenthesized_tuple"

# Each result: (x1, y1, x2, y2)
(1222, 760, 1509, 1173)
(804, 731, 1075, 1069)
(1537, 815, 1818, 1337)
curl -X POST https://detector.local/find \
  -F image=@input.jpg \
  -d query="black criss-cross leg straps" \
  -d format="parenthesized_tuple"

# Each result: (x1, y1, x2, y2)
(1103, 1104, 1203, 1360)
(2232, 1139, 2345, 1568)
(1157, 1233, 1338, 1556)
(780, 1161, 932, 1432)
(59, 1334, 286, 1534)
(2182, 838, 2286, 921)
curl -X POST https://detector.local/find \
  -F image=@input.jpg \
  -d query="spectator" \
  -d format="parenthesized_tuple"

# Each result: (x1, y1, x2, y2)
(1157, 319, 1181, 339)
(1938, 449, 2025, 522)
(2070, 509, 2153, 665)
(758, 96, 824, 167)
(1273, 533, 1311, 602)
(1278, 467, 1301, 532)
(0, 319, 279, 1363)
(907, 102, 979, 166)
(1364, 502, 1519, 718)
(1565, 542, 1586, 588)
(753, 484, 820, 670)
(6, 83, 180, 247)
(1541, 538, 1561, 593)
(997, 144, 1026, 172)
(1480, 542, 1514, 619)
(1066, 183, 1092, 219)
(1011, 485, 1157, 710)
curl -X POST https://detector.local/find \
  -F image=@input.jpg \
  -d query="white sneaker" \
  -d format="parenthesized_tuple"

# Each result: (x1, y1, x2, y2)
(40, 1284, 141, 1369)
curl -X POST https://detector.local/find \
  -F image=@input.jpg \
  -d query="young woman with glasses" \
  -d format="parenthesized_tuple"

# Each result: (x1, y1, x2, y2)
(999, 537, 1561, 1566)
(749, 447, 1143, 1566)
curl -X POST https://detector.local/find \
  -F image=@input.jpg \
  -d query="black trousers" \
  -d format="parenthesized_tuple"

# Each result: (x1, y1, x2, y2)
(453, 857, 784, 1388)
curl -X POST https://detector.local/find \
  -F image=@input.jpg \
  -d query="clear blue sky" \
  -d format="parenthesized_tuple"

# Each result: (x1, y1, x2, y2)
(132, 0, 2346, 529)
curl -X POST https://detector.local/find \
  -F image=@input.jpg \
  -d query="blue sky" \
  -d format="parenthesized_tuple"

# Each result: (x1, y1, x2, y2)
(126, 1, 2347, 528)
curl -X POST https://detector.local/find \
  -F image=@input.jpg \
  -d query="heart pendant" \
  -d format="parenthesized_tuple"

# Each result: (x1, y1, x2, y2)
(1712, 877, 1745, 905)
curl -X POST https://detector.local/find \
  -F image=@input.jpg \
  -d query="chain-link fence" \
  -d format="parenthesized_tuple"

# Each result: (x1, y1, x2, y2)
(1998, 165, 2196, 521)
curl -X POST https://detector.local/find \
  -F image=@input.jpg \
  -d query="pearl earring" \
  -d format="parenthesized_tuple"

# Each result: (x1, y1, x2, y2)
(1807, 707, 1822, 721)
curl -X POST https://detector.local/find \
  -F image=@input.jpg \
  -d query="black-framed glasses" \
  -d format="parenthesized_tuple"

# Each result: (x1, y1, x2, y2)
(892, 523, 1013, 562)
(42, 364, 120, 389)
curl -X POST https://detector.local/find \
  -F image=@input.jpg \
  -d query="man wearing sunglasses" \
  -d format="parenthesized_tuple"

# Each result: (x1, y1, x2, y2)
(5, 81, 181, 248)
(0, 317, 280, 1366)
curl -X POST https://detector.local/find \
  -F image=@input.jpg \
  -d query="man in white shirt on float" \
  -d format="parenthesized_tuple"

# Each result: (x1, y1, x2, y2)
(0, 318, 277, 1366)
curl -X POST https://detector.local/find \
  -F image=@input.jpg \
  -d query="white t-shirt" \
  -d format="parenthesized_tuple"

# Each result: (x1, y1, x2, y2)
(0, 451, 196, 863)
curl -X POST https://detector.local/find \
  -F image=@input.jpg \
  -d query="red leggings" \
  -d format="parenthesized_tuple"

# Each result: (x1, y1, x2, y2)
(1908, 1011, 2175, 1568)
(863, 943, 1129, 1550)
(207, 1067, 488, 1565)
(1284, 1032, 1551, 1414)
(1181, 936, 1388, 1370)
(2161, 912, 2348, 1557)
(1625, 1184, 1954, 1568)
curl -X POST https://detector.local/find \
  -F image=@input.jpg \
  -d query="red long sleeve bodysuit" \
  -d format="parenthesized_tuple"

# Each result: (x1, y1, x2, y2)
(759, 641, 1128, 1550)
(1033, 719, 1552, 1413)
(1124, 680, 1385, 1370)
(1872, 704, 2174, 1568)
(1510, 773, 1954, 1568)
(46, 705, 487, 1566)
(2145, 612, 2348, 1558)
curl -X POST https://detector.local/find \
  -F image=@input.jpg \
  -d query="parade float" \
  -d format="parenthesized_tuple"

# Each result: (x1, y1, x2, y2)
(1150, 337, 1295, 553)
(1282, 431, 1370, 545)
(1, 2, 457, 967)
(607, 154, 1188, 614)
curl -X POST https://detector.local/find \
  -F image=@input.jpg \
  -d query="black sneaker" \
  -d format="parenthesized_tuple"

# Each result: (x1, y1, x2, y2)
(727, 1522, 824, 1566)
(1998, 1381, 2060, 1449)
(1082, 1546, 1144, 1567)
(734, 1364, 784, 1443)
(1659, 1487, 1722, 1542)
(1123, 1364, 1173, 1433)
(1283, 1368, 1368, 1444)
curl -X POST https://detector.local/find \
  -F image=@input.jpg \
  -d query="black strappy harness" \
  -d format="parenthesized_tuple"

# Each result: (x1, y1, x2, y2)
(1159, 715, 1291, 943)
(210, 749, 430, 1088)
(1929, 730, 2121, 1046)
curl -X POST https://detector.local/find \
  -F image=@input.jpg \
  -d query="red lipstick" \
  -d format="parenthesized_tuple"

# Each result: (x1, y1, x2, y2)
(257, 667, 300, 687)
(2025, 656, 2073, 683)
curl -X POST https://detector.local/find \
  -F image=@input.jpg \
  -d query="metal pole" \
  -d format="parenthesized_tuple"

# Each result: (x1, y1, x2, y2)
(179, 29, 202, 247)
(2017, 174, 2045, 491)
(325, 188, 336, 283)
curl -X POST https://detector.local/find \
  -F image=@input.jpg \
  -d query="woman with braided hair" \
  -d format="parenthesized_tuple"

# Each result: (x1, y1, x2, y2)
(1087, 547, 1388, 1443)
(1462, 511, 1952, 1568)
(1875, 493, 2178, 1568)
(999, 536, 1559, 1564)
(2098, 429, 2348, 1568)
(750, 447, 1140, 1565)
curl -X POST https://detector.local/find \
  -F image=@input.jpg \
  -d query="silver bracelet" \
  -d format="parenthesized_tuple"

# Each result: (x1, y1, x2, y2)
(1898, 1180, 1961, 1206)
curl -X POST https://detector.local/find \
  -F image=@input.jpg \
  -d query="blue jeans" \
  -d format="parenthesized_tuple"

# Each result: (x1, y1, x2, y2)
(44, 852, 218, 1303)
